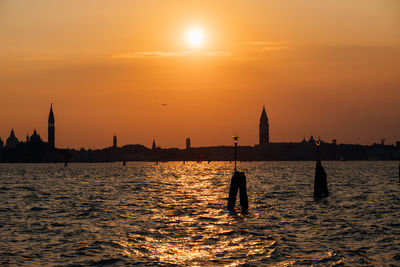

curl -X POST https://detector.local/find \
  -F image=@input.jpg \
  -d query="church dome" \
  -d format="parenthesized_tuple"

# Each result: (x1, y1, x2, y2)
(30, 129, 42, 144)
(6, 129, 19, 149)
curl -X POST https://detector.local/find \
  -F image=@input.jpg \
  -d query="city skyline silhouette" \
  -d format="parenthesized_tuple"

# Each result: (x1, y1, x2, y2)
(0, 103, 398, 151)
(0, 103, 398, 163)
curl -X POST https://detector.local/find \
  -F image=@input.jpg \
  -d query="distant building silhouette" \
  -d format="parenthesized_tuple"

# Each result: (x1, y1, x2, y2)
(259, 106, 269, 144)
(5, 129, 19, 149)
(30, 129, 43, 144)
(152, 139, 156, 150)
(48, 104, 55, 149)
(308, 135, 316, 145)
(113, 135, 117, 148)
(186, 138, 191, 150)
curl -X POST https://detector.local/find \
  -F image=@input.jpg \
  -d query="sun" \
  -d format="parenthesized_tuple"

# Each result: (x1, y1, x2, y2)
(185, 27, 205, 49)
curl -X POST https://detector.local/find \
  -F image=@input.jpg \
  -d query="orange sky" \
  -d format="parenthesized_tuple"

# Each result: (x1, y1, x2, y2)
(1, 0, 399, 149)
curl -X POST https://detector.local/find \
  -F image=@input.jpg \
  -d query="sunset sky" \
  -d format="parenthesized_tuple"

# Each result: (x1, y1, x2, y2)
(1, 0, 399, 149)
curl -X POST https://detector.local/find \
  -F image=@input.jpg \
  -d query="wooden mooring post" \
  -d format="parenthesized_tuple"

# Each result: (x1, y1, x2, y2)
(227, 136, 248, 213)
(314, 139, 329, 198)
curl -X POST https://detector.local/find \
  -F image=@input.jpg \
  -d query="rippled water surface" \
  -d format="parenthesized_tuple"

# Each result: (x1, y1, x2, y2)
(0, 161, 399, 266)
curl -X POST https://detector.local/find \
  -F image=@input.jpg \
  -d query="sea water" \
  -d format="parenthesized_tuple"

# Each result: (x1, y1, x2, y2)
(0, 161, 399, 266)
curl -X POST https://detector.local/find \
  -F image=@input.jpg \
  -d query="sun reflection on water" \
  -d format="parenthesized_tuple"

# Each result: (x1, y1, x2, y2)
(107, 161, 281, 266)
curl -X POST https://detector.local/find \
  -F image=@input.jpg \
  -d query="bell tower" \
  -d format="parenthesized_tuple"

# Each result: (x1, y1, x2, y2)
(259, 106, 269, 144)
(48, 103, 55, 149)
(113, 135, 117, 148)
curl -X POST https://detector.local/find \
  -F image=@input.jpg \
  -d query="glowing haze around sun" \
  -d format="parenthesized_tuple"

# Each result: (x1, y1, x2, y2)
(185, 27, 206, 49)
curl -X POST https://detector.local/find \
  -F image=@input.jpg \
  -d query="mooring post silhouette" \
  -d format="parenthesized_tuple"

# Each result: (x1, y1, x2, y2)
(314, 139, 328, 198)
(234, 136, 238, 171)
(227, 136, 248, 213)
(64, 154, 69, 167)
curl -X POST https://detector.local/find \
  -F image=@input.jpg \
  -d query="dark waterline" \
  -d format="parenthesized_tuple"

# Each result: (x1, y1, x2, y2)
(0, 161, 399, 266)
